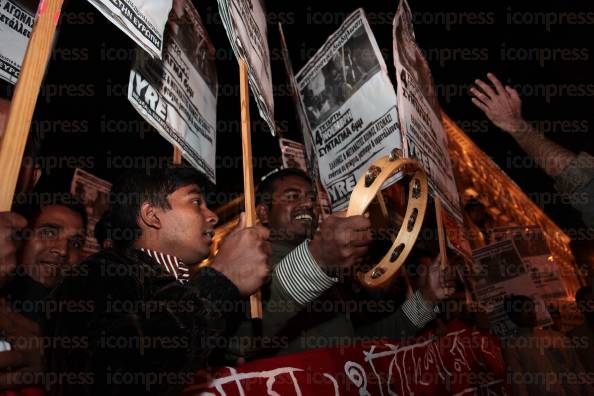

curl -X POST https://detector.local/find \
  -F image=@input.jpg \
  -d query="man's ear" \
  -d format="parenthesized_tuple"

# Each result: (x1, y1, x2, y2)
(138, 202, 162, 230)
(256, 203, 270, 225)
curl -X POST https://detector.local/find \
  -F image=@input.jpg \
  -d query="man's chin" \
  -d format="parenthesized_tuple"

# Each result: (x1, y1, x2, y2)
(188, 250, 211, 265)
(291, 227, 314, 243)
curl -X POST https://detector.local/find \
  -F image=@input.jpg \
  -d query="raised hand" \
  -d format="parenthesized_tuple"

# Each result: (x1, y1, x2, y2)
(470, 73, 528, 135)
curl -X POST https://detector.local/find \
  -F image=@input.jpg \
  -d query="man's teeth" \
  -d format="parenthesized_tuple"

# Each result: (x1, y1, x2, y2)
(295, 214, 312, 221)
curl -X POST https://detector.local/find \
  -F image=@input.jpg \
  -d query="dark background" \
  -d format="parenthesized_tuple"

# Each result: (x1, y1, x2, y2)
(2, 0, 593, 264)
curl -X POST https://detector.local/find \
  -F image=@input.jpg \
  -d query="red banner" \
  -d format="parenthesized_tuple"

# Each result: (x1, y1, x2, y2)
(184, 321, 508, 395)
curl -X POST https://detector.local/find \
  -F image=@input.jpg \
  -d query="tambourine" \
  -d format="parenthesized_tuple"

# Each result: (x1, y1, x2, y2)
(346, 150, 429, 289)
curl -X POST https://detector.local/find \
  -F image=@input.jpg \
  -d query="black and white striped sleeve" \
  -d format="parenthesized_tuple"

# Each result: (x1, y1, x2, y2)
(400, 290, 438, 329)
(274, 240, 338, 306)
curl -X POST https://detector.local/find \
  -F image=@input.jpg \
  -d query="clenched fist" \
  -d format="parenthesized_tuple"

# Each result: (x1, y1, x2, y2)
(210, 213, 271, 296)
(418, 256, 457, 305)
(308, 212, 372, 276)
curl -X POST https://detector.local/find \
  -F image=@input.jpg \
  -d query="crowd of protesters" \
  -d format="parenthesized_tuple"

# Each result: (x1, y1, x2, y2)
(0, 73, 592, 396)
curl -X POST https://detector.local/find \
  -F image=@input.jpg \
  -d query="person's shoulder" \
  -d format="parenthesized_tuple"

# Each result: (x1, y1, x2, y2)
(567, 323, 592, 337)
(55, 248, 152, 298)
(535, 328, 566, 341)
(63, 248, 132, 277)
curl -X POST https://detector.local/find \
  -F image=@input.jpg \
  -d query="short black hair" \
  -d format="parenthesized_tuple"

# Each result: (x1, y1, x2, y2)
(109, 166, 209, 248)
(14, 193, 88, 232)
(256, 168, 312, 206)
(94, 210, 112, 246)
(576, 286, 593, 303)
(503, 294, 535, 326)
(404, 246, 435, 279)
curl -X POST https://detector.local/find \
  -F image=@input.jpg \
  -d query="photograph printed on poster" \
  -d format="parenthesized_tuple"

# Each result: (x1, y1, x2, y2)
(301, 24, 381, 130)
(393, 12, 439, 114)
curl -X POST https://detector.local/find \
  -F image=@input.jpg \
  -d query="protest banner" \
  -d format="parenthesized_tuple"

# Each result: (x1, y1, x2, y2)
(218, 0, 275, 134)
(0, 0, 35, 84)
(393, 0, 462, 222)
(128, 0, 217, 183)
(183, 321, 507, 395)
(70, 168, 111, 257)
(472, 239, 552, 337)
(87, 0, 172, 59)
(492, 226, 567, 301)
(295, 9, 403, 211)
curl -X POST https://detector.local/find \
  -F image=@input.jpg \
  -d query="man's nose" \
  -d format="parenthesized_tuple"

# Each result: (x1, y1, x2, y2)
(301, 197, 314, 208)
(301, 193, 316, 207)
(50, 237, 69, 259)
(204, 207, 219, 226)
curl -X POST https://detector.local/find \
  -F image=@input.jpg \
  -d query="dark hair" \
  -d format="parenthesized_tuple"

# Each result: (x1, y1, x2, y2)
(503, 294, 535, 326)
(576, 286, 593, 303)
(404, 247, 435, 279)
(256, 168, 312, 206)
(14, 193, 88, 232)
(109, 166, 209, 248)
(94, 210, 111, 246)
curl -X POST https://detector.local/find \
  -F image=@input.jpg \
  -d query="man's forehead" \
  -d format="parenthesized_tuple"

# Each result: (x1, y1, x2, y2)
(273, 176, 313, 192)
(34, 205, 84, 230)
(174, 184, 202, 196)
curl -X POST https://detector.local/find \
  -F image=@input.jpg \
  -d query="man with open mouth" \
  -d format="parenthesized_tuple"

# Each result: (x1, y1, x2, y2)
(222, 168, 455, 362)
(44, 166, 272, 396)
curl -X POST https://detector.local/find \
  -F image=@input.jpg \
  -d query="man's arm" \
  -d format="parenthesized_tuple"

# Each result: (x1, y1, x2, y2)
(356, 256, 455, 339)
(470, 73, 575, 177)
(263, 214, 371, 336)
(355, 290, 439, 339)
(263, 240, 338, 337)
(471, 73, 594, 227)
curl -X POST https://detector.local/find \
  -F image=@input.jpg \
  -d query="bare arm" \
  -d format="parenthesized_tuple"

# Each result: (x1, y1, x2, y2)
(470, 73, 576, 177)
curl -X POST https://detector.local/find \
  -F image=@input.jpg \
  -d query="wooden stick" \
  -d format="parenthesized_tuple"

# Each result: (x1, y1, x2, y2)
(173, 146, 182, 165)
(0, 0, 64, 210)
(376, 191, 389, 220)
(239, 59, 263, 319)
(376, 191, 414, 295)
(434, 197, 448, 271)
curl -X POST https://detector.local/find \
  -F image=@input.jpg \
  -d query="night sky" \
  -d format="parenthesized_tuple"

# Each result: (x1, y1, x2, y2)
(2, 0, 593, 260)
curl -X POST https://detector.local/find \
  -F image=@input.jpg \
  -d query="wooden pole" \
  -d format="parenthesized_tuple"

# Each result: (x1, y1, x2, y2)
(0, 0, 64, 210)
(434, 197, 448, 271)
(239, 59, 263, 319)
(173, 147, 182, 165)
(376, 191, 413, 295)
(434, 197, 457, 299)
(375, 191, 389, 219)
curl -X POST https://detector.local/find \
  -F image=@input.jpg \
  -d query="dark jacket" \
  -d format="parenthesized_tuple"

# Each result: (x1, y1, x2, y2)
(3, 272, 51, 324)
(44, 248, 243, 396)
